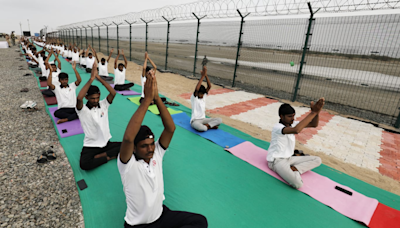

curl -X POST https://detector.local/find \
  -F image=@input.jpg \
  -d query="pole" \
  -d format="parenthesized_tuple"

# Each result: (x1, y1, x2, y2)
(88, 25, 94, 47)
(124, 20, 136, 61)
(80, 27, 83, 49)
(72, 27, 75, 44)
(19, 22, 22, 38)
(82, 26, 88, 48)
(94, 24, 101, 52)
(27, 19, 31, 35)
(140, 18, 153, 52)
(192, 13, 207, 77)
(292, 2, 320, 102)
(232, 10, 250, 87)
(395, 113, 400, 128)
(162, 16, 176, 70)
(112, 22, 123, 51)
(103, 23, 111, 55)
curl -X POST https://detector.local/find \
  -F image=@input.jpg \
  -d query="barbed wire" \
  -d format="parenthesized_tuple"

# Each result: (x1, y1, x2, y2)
(57, 0, 400, 29)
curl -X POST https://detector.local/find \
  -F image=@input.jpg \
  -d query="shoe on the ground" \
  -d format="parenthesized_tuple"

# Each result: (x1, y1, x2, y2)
(20, 101, 37, 109)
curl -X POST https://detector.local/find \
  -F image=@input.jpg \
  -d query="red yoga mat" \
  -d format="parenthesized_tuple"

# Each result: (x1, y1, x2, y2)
(40, 90, 57, 105)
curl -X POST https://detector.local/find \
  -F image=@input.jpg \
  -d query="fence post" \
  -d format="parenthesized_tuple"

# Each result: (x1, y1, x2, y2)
(102, 23, 111, 55)
(94, 24, 101, 52)
(74, 27, 79, 47)
(80, 27, 83, 49)
(87, 25, 94, 47)
(162, 16, 176, 71)
(232, 10, 250, 87)
(395, 113, 400, 128)
(68, 29, 71, 44)
(112, 22, 123, 51)
(72, 28, 75, 44)
(192, 13, 207, 77)
(292, 2, 319, 102)
(83, 26, 88, 48)
(124, 20, 136, 61)
(140, 18, 153, 52)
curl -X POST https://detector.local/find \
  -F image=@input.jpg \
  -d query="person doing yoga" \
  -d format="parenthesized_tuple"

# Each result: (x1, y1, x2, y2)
(85, 45, 96, 73)
(118, 72, 208, 228)
(190, 66, 222, 132)
(139, 52, 167, 104)
(41, 50, 62, 97)
(267, 98, 325, 189)
(98, 48, 113, 77)
(47, 61, 81, 124)
(114, 49, 134, 91)
(76, 62, 121, 170)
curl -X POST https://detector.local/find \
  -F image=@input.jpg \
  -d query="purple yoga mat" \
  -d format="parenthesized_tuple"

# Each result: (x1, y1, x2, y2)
(48, 107, 84, 138)
(110, 84, 140, 96)
(226, 141, 379, 226)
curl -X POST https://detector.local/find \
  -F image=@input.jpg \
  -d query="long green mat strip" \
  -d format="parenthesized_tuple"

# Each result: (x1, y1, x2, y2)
(30, 43, 400, 228)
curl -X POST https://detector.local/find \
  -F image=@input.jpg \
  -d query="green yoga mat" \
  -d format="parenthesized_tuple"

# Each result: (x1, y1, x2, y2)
(127, 96, 182, 115)
(32, 44, 400, 228)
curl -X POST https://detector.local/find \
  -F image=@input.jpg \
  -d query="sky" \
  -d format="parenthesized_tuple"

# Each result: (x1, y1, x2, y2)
(0, 0, 196, 35)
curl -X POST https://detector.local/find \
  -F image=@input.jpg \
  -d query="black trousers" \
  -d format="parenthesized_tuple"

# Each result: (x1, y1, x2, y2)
(80, 141, 121, 170)
(139, 97, 166, 104)
(42, 89, 55, 97)
(114, 83, 134, 91)
(86, 68, 92, 73)
(54, 108, 78, 121)
(124, 205, 207, 228)
(39, 76, 47, 81)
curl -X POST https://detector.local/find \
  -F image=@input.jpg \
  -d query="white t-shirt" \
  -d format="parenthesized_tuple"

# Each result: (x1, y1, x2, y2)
(86, 57, 95, 69)
(80, 56, 86, 66)
(117, 140, 166, 226)
(99, 61, 109, 76)
(72, 52, 80, 62)
(266, 121, 300, 162)
(141, 76, 146, 98)
(52, 83, 77, 109)
(190, 93, 207, 122)
(114, 67, 126, 85)
(76, 99, 112, 148)
(51, 69, 61, 87)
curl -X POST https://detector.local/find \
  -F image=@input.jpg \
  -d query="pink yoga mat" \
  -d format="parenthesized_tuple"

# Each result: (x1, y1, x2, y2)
(48, 107, 84, 138)
(226, 141, 379, 226)
(110, 84, 140, 96)
(40, 81, 47, 88)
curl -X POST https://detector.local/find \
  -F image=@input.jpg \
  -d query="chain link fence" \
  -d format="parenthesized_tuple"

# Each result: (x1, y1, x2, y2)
(51, 12, 400, 128)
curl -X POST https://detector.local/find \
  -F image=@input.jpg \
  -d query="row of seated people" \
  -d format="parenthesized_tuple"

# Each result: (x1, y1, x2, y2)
(22, 36, 324, 227)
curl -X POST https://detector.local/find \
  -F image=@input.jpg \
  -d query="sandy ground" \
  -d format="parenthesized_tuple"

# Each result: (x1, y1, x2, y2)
(95, 51, 400, 196)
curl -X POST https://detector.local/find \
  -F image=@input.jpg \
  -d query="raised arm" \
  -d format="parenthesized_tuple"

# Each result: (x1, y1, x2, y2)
(85, 47, 89, 57)
(54, 51, 62, 70)
(76, 67, 96, 110)
(153, 72, 175, 148)
(194, 66, 207, 97)
(45, 50, 53, 70)
(91, 46, 99, 62)
(282, 98, 325, 135)
(121, 49, 128, 68)
(93, 62, 116, 103)
(147, 54, 157, 74)
(114, 49, 120, 69)
(107, 48, 114, 62)
(120, 75, 155, 163)
(72, 62, 82, 86)
(204, 66, 211, 93)
(46, 62, 56, 90)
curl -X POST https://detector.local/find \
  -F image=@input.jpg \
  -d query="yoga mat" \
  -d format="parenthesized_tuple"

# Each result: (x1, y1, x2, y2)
(42, 93, 57, 105)
(369, 203, 400, 228)
(48, 107, 84, 138)
(226, 141, 379, 226)
(40, 80, 47, 87)
(110, 84, 141, 96)
(172, 112, 245, 149)
(127, 97, 182, 115)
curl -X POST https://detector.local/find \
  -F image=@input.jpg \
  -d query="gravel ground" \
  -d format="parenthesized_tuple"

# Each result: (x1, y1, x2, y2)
(0, 45, 83, 227)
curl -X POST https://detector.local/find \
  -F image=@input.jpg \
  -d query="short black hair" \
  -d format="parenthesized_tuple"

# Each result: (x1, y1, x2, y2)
(58, 73, 68, 80)
(145, 66, 151, 73)
(50, 63, 56, 67)
(88, 53, 93, 56)
(87, 85, 100, 96)
(279, 103, 295, 116)
(118, 63, 124, 68)
(198, 85, 207, 94)
(101, 58, 106, 62)
(134, 125, 154, 146)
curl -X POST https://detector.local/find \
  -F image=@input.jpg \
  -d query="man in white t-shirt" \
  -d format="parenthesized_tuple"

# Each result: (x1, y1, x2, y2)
(267, 100, 324, 189)
(76, 62, 121, 170)
(47, 62, 82, 124)
(139, 52, 166, 104)
(114, 49, 134, 91)
(118, 72, 208, 228)
(85, 45, 96, 73)
(42, 50, 62, 97)
(190, 66, 222, 132)
(98, 48, 113, 77)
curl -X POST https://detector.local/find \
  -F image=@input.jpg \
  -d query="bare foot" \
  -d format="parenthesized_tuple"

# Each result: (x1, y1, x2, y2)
(290, 166, 298, 172)
(211, 125, 219, 129)
(205, 124, 211, 129)
(57, 118, 68, 124)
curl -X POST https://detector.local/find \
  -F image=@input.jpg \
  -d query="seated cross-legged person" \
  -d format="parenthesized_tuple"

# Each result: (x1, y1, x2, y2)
(113, 49, 134, 91)
(85, 45, 95, 73)
(47, 61, 82, 124)
(79, 51, 86, 68)
(41, 50, 62, 97)
(76, 62, 121, 170)
(97, 48, 113, 80)
(267, 99, 325, 189)
(139, 52, 166, 104)
(190, 66, 222, 132)
(118, 72, 208, 228)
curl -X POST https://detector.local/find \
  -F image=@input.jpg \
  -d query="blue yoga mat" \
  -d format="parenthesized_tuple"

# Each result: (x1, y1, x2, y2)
(172, 112, 245, 148)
